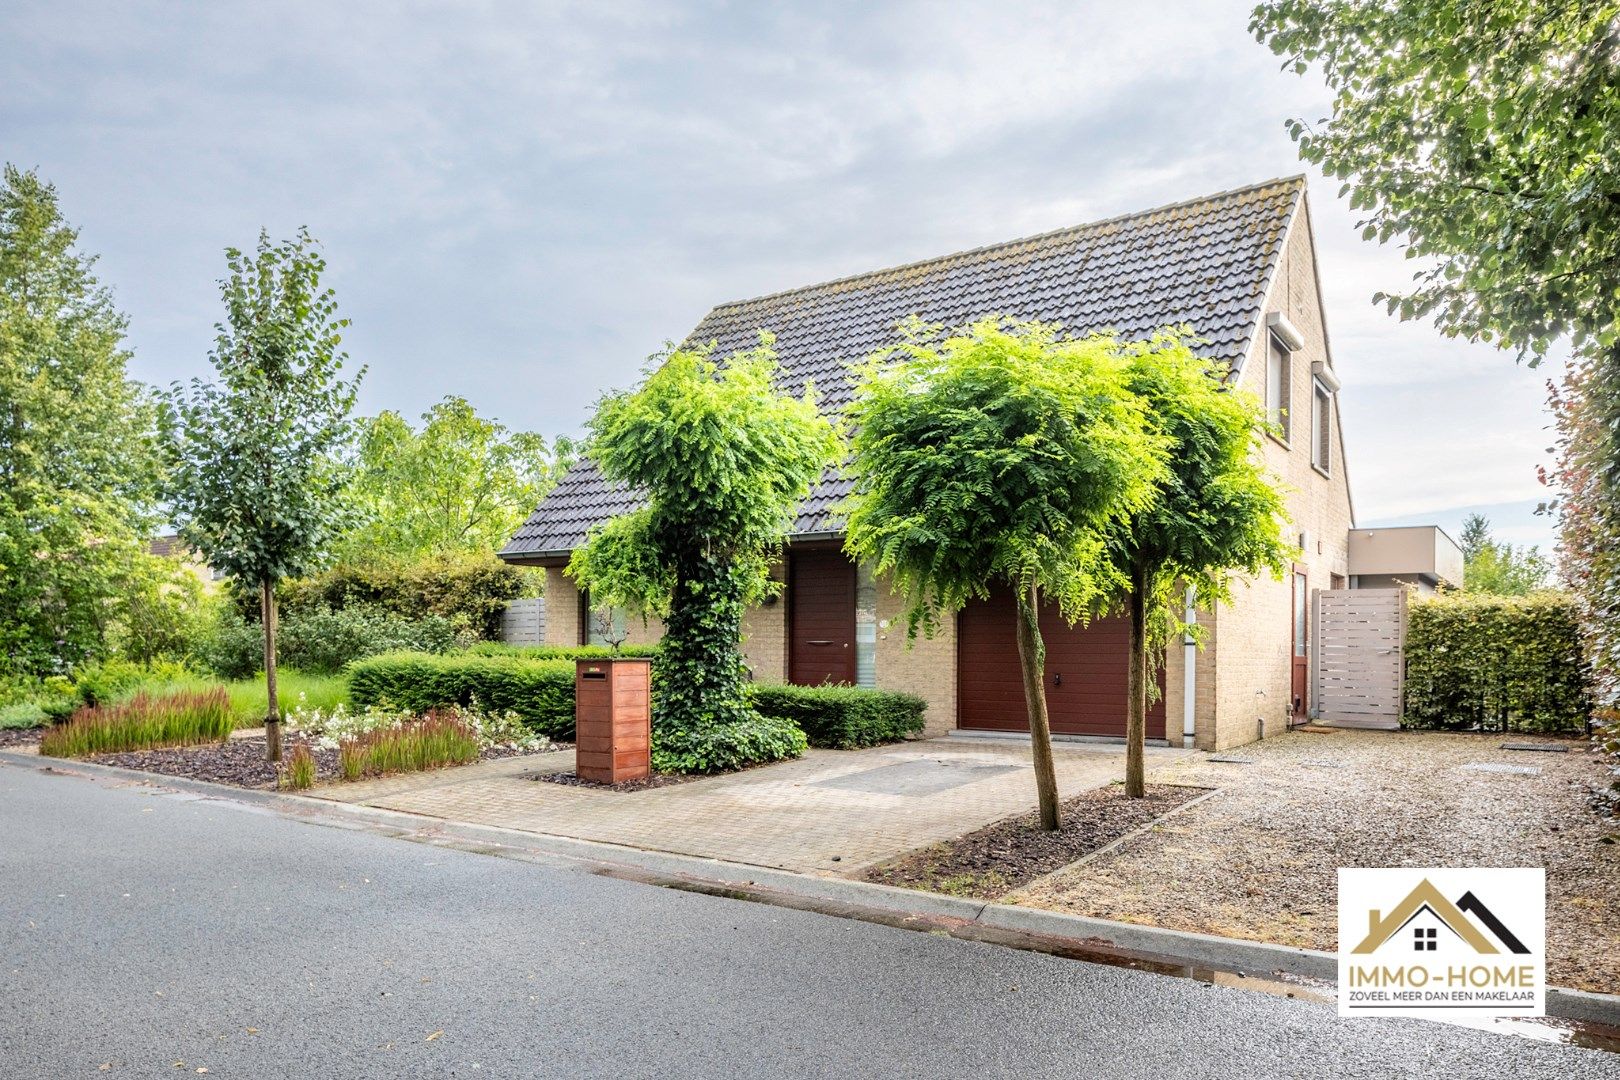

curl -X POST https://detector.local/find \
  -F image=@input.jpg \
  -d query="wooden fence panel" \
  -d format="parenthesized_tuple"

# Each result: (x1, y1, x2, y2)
(1313, 588, 1405, 729)
(500, 596, 547, 645)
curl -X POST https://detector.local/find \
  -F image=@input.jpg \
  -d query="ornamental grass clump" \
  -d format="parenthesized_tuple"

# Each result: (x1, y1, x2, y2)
(337, 711, 480, 780)
(281, 744, 317, 790)
(39, 689, 233, 758)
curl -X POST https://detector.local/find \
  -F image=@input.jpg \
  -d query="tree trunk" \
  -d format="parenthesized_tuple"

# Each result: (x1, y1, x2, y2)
(1014, 582, 1061, 831)
(261, 578, 282, 763)
(1125, 563, 1148, 798)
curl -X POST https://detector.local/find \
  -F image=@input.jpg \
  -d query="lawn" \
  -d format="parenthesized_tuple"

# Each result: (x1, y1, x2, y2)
(114, 670, 348, 726)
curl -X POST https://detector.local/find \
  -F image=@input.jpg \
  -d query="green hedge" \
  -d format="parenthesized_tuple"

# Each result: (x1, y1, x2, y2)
(462, 642, 660, 661)
(347, 651, 927, 750)
(348, 652, 578, 739)
(747, 684, 926, 748)
(1404, 591, 1593, 734)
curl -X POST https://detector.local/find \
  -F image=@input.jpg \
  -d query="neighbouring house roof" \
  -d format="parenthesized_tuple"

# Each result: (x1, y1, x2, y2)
(501, 176, 1306, 560)
(148, 533, 187, 559)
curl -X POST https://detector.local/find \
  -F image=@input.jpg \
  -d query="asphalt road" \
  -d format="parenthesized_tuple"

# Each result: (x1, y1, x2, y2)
(2, 761, 1615, 1080)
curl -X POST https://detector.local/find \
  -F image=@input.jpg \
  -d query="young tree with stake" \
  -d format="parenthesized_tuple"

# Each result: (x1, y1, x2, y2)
(1105, 333, 1292, 798)
(844, 318, 1167, 830)
(164, 230, 361, 761)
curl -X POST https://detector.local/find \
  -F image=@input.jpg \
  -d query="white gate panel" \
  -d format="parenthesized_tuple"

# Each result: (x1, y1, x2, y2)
(1313, 588, 1405, 729)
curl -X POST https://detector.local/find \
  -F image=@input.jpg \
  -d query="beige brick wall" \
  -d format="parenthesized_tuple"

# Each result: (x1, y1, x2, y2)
(740, 561, 788, 683)
(542, 567, 580, 646)
(874, 575, 957, 737)
(1208, 196, 1355, 750)
(540, 567, 665, 647)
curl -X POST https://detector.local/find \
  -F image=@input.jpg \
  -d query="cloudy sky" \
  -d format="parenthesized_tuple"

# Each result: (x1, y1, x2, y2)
(3, 0, 1561, 550)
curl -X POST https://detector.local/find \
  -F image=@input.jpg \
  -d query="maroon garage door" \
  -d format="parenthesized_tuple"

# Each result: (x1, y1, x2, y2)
(957, 588, 1165, 739)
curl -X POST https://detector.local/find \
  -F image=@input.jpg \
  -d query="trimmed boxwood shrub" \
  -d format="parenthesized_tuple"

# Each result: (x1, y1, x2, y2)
(747, 684, 926, 749)
(1404, 591, 1593, 734)
(348, 652, 577, 739)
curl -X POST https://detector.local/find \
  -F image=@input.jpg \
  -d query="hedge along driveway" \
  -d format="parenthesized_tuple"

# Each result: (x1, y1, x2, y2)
(346, 651, 927, 747)
(1403, 591, 1593, 733)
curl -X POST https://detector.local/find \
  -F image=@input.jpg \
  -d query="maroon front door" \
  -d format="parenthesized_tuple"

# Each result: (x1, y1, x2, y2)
(789, 548, 856, 686)
(1291, 568, 1309, 719)
(957, 588, 1165, 739)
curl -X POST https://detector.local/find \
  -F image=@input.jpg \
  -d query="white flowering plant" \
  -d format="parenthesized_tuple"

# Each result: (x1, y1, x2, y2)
(285, 694, 550, 753)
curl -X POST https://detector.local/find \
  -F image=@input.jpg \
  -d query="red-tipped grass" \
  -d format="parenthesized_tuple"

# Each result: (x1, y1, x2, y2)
(40, 689, 233, 758)
(338, 711, 479, 781)
(282, 744, 317, 790)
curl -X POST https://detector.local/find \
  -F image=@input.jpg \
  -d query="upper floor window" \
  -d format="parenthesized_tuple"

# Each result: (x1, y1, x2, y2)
(1266, 333, 1292, 443)
(1311, 378, 1332, 474)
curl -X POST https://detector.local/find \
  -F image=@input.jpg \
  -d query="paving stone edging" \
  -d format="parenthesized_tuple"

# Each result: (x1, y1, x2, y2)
(5, 748, 1615, 1027)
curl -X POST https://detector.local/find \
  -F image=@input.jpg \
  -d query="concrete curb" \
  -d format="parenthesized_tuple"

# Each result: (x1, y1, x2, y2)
(5, 748, 1615, 1026)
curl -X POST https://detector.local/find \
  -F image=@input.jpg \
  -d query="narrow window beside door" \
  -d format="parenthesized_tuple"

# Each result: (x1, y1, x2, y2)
(855, 563, 878, 688)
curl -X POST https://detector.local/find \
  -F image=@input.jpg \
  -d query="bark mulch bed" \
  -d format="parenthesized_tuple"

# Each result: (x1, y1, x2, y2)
(0, 728, 44, 750)
(531, 770, 698, 793)
(84, 737, 560, 790)
(864, 783, 1210, 899)
(90, 736, 338, 789)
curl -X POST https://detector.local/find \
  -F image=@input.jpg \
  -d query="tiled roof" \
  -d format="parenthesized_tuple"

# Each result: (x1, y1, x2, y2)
(149, 534, 186, 559)
(501, 176, 1305, 559)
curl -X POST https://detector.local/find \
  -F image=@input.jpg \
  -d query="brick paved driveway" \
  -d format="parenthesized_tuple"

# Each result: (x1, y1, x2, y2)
(310, 738, 1192, 874)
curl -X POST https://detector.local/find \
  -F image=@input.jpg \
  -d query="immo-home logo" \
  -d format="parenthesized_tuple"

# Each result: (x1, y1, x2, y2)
(1337, 868, 1545, 1020)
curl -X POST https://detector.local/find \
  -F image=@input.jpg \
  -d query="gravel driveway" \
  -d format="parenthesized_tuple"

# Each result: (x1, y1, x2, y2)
(1007, 729, 1620, 994)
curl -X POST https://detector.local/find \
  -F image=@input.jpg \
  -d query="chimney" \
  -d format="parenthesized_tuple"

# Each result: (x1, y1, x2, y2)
(1369, 910, 1381, 938)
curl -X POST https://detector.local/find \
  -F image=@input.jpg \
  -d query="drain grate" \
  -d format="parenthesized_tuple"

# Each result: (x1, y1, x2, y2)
(1463, 763, 1541, 776)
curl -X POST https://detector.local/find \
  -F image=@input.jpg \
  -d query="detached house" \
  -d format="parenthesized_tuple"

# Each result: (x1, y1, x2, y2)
(502, 177, 1365, 751)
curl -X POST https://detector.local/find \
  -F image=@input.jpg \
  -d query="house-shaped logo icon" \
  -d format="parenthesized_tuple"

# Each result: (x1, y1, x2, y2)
(1350, 877, 1530, 956)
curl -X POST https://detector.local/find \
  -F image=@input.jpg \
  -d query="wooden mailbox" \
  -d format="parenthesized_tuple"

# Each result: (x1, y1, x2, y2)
(573, 657, 651, 784)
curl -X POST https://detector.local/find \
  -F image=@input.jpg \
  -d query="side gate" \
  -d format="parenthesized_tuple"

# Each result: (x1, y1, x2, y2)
(1312, 588, 1406, 729)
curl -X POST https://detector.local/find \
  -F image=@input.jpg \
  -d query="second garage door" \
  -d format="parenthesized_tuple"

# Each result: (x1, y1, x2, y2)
(957, 588, 1166, 739)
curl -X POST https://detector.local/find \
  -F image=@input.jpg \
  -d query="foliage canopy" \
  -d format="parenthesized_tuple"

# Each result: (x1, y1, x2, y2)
(339, 395, 576, 563)
(0, 164, 161, 675)
(568, 336, 841, 772)
(843, 318, 1168, 636)
(163, 229, 362, 588)
(1458, 513, 1552, 596)
(1105, 332, 1292, 646)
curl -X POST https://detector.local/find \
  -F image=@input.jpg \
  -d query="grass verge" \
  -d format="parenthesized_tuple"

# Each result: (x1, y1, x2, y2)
(115, 671, 349, 726)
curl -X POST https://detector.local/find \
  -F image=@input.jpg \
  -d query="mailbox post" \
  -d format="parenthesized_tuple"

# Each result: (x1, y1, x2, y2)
(573, 657, 652, 784)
